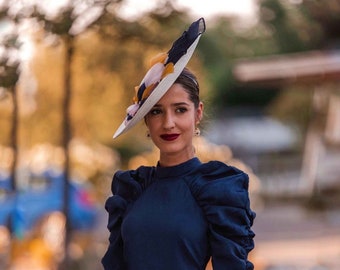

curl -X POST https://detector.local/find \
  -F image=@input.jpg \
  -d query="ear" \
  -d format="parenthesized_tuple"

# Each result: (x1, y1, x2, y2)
(195, 101, 204, 123)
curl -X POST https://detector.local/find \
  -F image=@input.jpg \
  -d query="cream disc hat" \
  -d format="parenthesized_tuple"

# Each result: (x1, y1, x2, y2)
(113, 18, 206, 139)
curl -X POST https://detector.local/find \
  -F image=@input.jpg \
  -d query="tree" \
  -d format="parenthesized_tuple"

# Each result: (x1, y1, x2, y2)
(30, 1, 123, 268)
(303, 0, 340, 49)
(0, 4, 21, 192)
(203, 0, 340, 113)
(3, 0, 123, 267)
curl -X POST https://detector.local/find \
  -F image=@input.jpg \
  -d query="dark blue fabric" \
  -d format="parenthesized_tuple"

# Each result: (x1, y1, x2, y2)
(165, 17, 206, 65)
(102, 158, 255, 270)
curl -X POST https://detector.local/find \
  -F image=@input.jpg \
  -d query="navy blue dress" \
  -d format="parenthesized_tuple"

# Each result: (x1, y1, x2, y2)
(102, 157, 255, 270)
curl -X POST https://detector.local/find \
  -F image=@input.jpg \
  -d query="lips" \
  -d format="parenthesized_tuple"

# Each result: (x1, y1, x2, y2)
(160, 134, 180, 141)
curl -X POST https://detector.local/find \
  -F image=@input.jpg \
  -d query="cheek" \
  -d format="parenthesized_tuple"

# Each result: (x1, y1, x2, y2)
(146, 118, 160, 135)
(182, 117, 196, 133)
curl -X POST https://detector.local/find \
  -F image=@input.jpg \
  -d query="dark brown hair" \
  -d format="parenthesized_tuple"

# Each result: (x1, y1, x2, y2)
(174, 67, 200, 108)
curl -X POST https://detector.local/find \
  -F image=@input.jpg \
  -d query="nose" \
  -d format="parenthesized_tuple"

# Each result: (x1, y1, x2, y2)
(162, 111, 175, 130)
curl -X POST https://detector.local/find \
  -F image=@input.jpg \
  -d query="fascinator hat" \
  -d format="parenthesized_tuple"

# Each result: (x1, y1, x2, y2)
(113, 18, 206, 139)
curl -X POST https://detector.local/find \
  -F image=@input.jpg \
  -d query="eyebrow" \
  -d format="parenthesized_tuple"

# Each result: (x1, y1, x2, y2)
(153, 102, 190, 107)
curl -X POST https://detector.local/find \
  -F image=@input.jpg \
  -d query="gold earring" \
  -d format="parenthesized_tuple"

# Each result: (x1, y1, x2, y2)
(194, 127, 200, 136)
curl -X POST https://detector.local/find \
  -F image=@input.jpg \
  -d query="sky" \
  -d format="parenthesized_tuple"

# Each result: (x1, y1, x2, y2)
(119, 0, 257, 22)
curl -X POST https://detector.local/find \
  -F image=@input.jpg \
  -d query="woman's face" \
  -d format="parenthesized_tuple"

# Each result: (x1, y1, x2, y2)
(145, 83, 203, 165)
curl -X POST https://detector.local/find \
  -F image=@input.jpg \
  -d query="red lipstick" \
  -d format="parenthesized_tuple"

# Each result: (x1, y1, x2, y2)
(160, 134, 179, 141)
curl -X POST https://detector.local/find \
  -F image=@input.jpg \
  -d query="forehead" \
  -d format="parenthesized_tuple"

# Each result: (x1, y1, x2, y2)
(156, 83, 191, 105)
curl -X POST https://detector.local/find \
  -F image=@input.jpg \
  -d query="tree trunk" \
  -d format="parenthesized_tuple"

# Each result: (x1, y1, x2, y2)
(10, 85, 18, 191)
(60, 34, 74, 269)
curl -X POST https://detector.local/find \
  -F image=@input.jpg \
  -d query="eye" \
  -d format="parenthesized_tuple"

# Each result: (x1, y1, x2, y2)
(176, 107, 188, 113)
(149, 108, 162, 115)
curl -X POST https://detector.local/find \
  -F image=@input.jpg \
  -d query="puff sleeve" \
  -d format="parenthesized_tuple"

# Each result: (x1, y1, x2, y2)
(101, 168, 154, 270)
(186, 161, 256, 270)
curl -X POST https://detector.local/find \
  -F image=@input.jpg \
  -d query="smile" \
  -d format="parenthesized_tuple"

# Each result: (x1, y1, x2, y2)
(160, 134, 180, 141)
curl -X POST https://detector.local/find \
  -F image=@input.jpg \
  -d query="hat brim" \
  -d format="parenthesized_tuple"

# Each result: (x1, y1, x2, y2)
(113, 35, 202, 139)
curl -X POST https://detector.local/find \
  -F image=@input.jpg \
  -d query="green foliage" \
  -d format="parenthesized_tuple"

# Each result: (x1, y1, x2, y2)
(204, 0, 340, 113)
(0, 32, 21, 89)
(303, 0, 340, 48)
(1, 0, 339, 161)
(0, 57, 19, 88)
(33, 8, 74, 36)
(259, 0, 322, 53)
(200, 16, 281, 111)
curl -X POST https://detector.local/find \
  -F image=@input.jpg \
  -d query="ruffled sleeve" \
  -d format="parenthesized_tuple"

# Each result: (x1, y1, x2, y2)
(101, 167, 154, 270)
(186, 161, 256, 270)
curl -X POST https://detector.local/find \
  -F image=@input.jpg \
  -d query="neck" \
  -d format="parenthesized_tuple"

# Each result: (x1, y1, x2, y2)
(159, 147, 195, 167)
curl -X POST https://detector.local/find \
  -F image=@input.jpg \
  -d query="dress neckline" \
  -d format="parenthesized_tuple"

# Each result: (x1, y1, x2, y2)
(155, 157, 201, 179)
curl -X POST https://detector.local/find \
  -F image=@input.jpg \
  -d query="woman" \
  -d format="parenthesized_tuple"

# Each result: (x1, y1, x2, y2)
(102, 18, 255, 270)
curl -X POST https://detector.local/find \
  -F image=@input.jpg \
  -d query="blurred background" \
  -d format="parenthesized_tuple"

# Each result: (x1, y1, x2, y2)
(1, 0, 340, 269)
